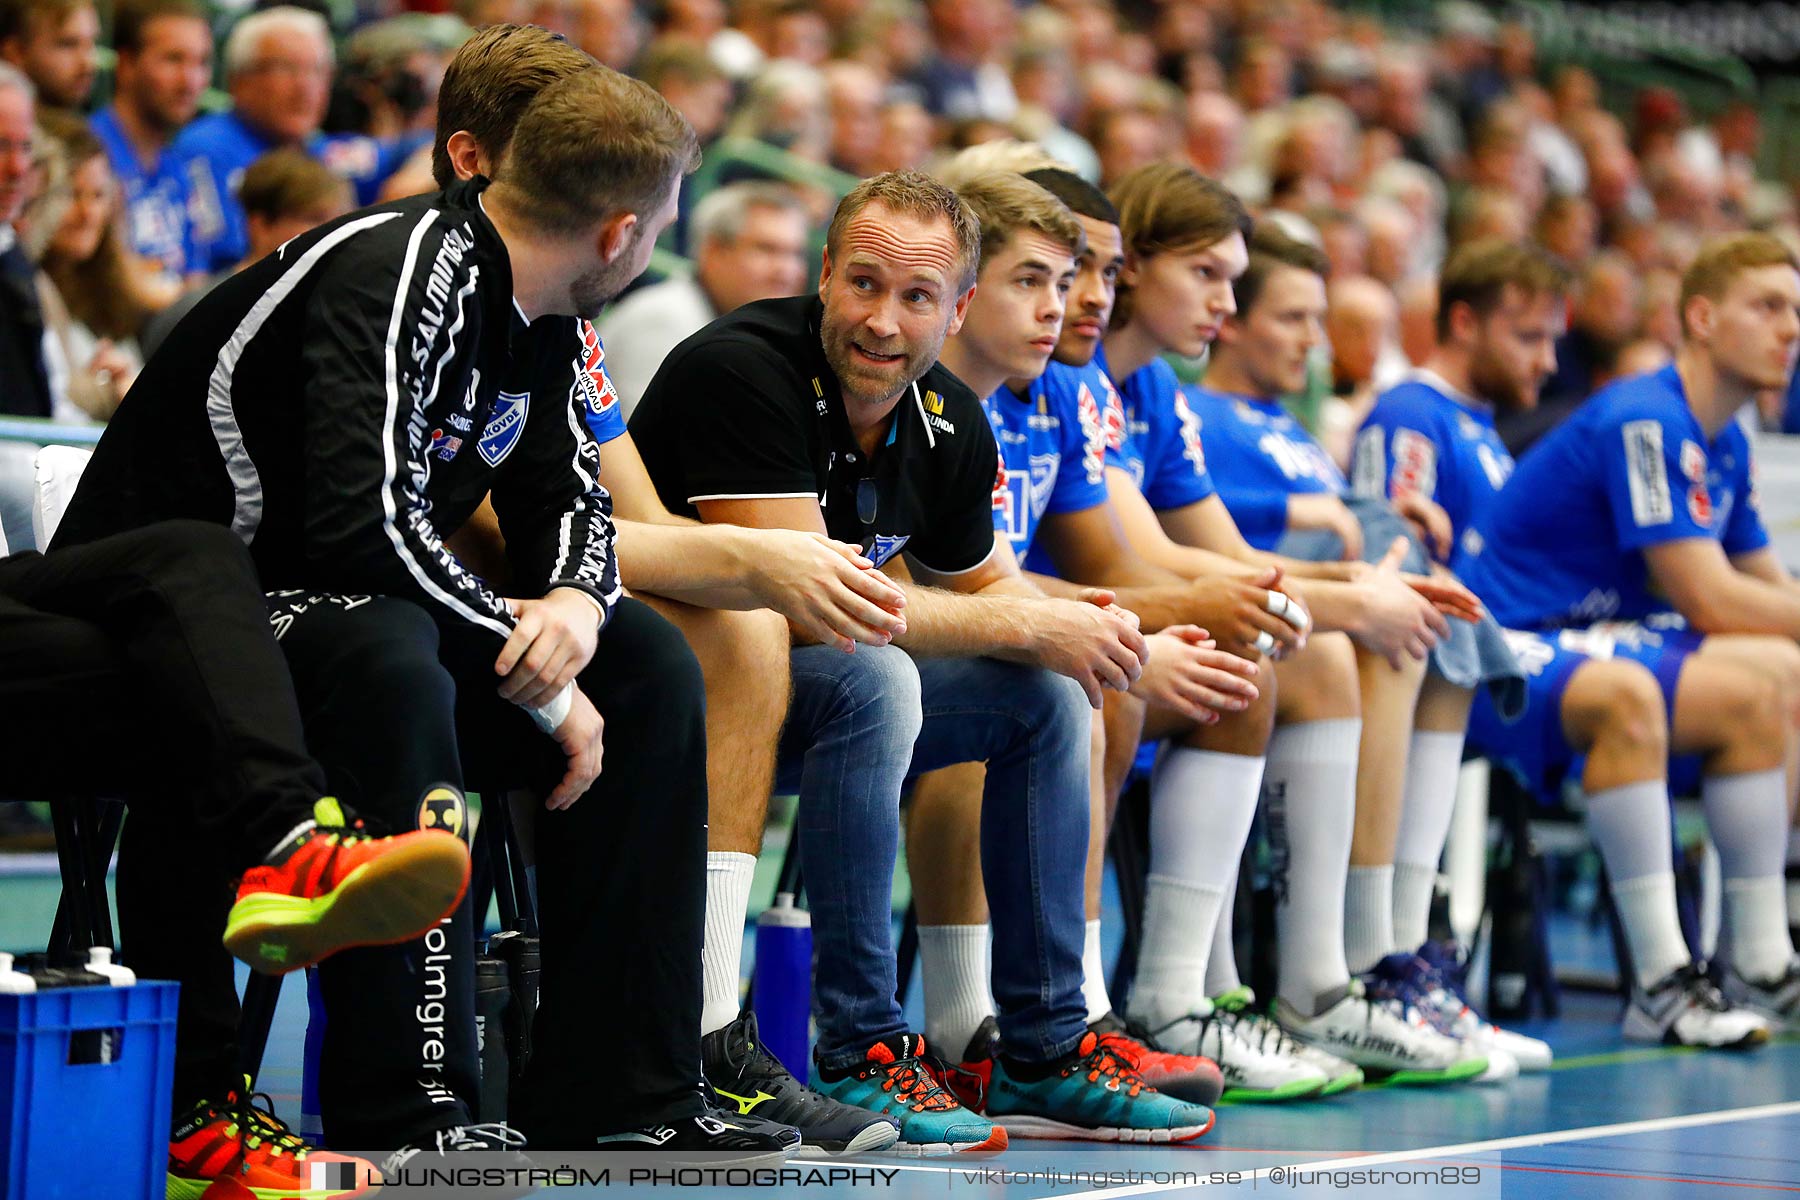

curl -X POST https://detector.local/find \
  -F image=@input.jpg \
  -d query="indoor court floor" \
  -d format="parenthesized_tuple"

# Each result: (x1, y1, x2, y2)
(5, 854, 1797, 1197)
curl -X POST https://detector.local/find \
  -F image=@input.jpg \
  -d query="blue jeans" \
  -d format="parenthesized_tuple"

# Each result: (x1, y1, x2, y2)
(775, 644, 1091, 1072)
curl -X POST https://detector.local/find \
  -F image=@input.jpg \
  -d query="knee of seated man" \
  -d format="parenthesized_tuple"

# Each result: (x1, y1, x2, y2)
(329, 599, 453, 696)
(820, 639, 923, 727)
(134, 518, 257, 581)
(686, 605, 791, 688)
(1570, 659, 1665, 757)
(987, 659, 1090, 745)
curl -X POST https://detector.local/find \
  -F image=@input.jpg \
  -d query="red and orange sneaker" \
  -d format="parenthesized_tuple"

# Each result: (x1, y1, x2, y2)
(923, 1017, 998, 1113)
(1090, 1012, 1224, 1107)
(224, 794, 470, 975)
(168, 1080, 377, 1200)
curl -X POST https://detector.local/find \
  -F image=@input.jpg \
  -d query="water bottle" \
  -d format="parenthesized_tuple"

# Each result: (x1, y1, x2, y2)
(753, 893, 812, 1077)
(0, 953, 36, 994)
(474, 955, 512, 1122)
(299, 966, 326, 1144)
(84, 947, 136, 986)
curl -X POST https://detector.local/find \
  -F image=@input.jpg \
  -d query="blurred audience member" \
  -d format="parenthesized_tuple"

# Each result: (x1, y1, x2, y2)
(597, 181, 809, 415)
(911, 0, 1015, 120)
(35, 115, 171, 423)
(1541, 249, 1638, 405)
(141, 148, 352, 358)
(0, 64, 49, 548)
(174, 6, 334, 270)
(0, 0, 96, 114)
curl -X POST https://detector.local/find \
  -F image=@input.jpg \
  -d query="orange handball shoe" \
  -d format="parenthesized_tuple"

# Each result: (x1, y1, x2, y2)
(168, 1081, 378, 1200)
(224, 793, 471, 974)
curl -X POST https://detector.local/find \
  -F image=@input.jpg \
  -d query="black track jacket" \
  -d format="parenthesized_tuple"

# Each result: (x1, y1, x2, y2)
(52, 178, 620, 649)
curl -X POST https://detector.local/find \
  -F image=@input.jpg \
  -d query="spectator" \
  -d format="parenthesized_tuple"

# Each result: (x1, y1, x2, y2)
(639, 37, 733, 145)
(1319, 272, 1401, 466)
(35, 114, 170, 423)
(141, 148, 353, 358)
(174, 6, 334, 271)
(89, 0, 211, 283)
(0, 0, 96, 114)
(911, 0, 1016, 120)
(823, 57, 886, 176)
(0, 62, 46, 549)
(867, 97, 933, 173)
(1536, 192, 1598, 266)
(1542, 250, 1639, 405)
(1183, 89, 1243, 179)
(597, 181, 809, 415)
(567, 0, 649, 70)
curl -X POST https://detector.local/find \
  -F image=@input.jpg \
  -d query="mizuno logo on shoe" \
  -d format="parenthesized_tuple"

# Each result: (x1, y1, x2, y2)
(713, 1087, 776, 1115)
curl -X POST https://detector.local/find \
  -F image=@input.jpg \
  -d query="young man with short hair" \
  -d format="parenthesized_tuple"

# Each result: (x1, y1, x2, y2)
(90, 0, 212, 279)
(1449, 232, 1800, 1037)
(56, 66, 797, 1160)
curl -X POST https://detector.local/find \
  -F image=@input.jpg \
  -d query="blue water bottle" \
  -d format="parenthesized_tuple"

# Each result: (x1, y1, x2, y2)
(753, 892, 813, 1077)
(299, 966, 326, 1144)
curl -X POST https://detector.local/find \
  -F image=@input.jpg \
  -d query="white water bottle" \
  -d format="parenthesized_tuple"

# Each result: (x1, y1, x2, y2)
(0, 953, 36, 994)
(84, 947, 137, 986)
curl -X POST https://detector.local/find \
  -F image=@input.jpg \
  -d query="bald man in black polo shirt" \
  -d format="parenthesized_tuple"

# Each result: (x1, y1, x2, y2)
(632, 170, 1217, 1152)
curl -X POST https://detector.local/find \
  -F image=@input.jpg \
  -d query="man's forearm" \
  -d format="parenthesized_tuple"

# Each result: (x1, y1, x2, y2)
(1280, 576, 1366, 638)
(1685, 572, 1800, 638)
(613, 519, 763, 608)
(890, 580, 1043, 661)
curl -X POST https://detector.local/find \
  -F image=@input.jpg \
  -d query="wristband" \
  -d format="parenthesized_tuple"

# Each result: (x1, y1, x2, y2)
(1264, 589, 1310, 632)
(1252, 630, 1278, 656)
(528, 682, 574, 734)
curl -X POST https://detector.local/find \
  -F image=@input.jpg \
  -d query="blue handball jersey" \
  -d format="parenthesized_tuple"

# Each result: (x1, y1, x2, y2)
(983, 360, 1110, 565)
(1352, 370, 1515, 571)
(90, 107, 194, 279)
(1102, 348, 1217, 512)
(1185, 386, 1344, 551)
(1460, 364, 1768, 630)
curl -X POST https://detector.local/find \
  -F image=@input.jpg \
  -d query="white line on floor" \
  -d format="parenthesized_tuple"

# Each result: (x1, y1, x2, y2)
(1039, 1099, 1800, 1198)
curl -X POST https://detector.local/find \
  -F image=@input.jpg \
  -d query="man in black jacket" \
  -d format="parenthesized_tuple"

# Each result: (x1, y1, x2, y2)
(54, 67, 782, 1160)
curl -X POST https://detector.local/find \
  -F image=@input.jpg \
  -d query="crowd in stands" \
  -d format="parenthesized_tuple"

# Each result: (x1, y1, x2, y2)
(5, 0, 1800, 1185)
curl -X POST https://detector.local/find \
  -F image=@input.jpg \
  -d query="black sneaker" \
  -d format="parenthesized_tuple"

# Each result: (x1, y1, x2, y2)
(592, 1110, 800, 1166)
(379, 1124, 533, 1198)
(703, 1011, 901, 1156)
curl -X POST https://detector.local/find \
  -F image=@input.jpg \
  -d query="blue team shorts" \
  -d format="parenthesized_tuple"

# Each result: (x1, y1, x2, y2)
(1468, 613, 1705, 803)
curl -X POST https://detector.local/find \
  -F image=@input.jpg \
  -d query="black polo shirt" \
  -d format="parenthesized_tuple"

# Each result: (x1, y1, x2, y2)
(629, 295, 999, 575)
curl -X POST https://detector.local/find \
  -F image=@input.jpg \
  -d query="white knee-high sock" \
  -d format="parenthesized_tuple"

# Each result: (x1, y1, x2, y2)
(702, 851, 757, 1035)
(1392, 729, 1466, 950)
(918, 924, 993, 1057)
(1265, 719, 1360, 1016)
(1344, 864, 1396, 974)
(1585, 781, 1691, 987)
(1206, 868, 1244, 995)
(1082, 919, 1112, 1024)
(1126, 748, 1265, 1030)
(1703, 769, 1796, 982)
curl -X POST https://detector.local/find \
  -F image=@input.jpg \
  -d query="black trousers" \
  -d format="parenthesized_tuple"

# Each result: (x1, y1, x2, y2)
(0, 520, 328, 1108)
(128, 592, 712, 1147)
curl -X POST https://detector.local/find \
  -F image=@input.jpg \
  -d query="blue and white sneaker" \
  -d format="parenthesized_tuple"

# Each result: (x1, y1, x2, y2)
(1414, 941, 1552, 1073)
(985, 1031, 1215, 1143)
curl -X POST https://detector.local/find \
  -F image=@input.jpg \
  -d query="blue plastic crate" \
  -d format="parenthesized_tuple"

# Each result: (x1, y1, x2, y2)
(0, 981, 178, 1200)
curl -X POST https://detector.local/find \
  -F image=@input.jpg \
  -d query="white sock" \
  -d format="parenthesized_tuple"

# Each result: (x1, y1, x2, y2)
(1704, 767, 1795, 980)
(1788, 827, 1800, 926)
(1207, 866, 1244, 995)
(1265, 718, 1360, 1016)
(918, 924, 993, 1057)
(1344, 864, 1396, 975)
(1392, 729, 1465, 949)
(1129, 748, 1264, 1027)
(702, 851, 757, 1035)
(1081, 919, 1112, 1024)
(1585, 781, 1690, 987)
(1723, 878, 1794, 983)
